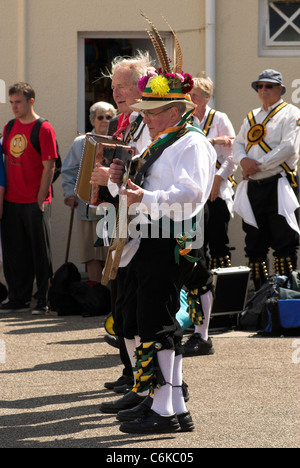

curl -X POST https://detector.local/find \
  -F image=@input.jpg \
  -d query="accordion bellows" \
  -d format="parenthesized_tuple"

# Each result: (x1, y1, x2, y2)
(75, 133, 135, 206)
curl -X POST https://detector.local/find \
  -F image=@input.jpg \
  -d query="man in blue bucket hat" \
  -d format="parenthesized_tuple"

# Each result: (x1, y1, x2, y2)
(233, 69, 300, 290)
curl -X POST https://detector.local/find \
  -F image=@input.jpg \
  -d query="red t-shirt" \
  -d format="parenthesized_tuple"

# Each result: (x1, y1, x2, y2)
(3, 119, 58, 203)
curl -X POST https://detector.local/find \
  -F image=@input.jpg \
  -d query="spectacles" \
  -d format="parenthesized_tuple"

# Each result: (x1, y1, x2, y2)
(257, 84, 278, 90)
(97, 115, 113, 121)
(141, 107, 171, 119)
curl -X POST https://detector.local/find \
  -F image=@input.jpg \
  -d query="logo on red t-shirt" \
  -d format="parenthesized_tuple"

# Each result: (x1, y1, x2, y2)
(9, 133, 28, 159)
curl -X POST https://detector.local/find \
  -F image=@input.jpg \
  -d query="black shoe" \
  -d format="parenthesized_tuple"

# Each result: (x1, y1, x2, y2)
(0, 300, 30, 314)
(177, 411, 195, 432)
(117, 395, 153, 422)
(104, 334, 119, 349)
(32, 299, 48, 315)
(113, 383, 133, 394)
(100, 391, 146, 414)
(119, 409, 181, 434)
(182, 333, 215, 357)
(104, 374, 133, 390)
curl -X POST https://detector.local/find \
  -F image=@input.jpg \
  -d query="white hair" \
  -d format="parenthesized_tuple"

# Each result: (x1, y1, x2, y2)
(110, 50, 153, 85)
(89, 101, 117, 124)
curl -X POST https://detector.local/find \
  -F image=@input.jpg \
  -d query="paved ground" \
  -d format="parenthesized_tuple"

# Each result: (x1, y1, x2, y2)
(0, 309, 299, 449)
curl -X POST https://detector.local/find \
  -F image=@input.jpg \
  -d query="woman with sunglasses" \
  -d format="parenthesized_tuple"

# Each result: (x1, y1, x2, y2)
(61, 101, 117, 284)
(233, 70, 300, 290)
(90, 101, 116, 135)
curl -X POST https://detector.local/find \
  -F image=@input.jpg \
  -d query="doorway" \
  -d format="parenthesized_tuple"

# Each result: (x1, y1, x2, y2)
(78, 33, 172, 132)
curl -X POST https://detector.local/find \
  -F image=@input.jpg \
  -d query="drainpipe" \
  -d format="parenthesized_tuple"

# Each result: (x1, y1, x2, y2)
(17, 0, 26, 81)
(205, 0, 216, 107)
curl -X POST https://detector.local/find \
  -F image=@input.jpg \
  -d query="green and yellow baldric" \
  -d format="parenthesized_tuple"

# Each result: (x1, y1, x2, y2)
(246, 102, 298, 188)
(125, 114, 145, 144)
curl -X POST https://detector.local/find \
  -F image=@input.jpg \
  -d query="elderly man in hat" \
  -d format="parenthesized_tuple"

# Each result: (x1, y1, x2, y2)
(233, 69, 300, 290)
(101, 67, 216, 434)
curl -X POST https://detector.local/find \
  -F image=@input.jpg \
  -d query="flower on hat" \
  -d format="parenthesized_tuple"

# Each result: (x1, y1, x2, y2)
(138, 70, 157, 93)
(138, 76, 150, 93)
(149, 75, 170, 96)
(182, 73, 193, 94)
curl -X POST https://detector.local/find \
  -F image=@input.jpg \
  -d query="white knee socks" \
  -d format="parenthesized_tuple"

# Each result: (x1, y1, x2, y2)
(194, 290, 213, 341)
(152, 349, 174, 416)
(151, 350, 187, 416)
(172, 354, 187, 415)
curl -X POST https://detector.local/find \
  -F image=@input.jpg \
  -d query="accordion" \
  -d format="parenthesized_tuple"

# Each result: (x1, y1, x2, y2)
(75, 133, 135, 206)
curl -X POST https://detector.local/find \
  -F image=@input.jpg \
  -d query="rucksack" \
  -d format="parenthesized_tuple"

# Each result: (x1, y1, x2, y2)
(48, 262, 111, 317)
(5, 117, 62, 183)
(239, 275, 285, 329)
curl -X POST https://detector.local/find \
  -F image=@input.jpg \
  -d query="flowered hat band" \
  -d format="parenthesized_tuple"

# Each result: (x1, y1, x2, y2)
(131, 75, 196, 111)
(142, 87, 188, 100)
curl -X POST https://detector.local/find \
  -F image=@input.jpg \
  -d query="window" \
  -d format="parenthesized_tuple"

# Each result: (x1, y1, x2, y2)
(259, 0, 300, 56)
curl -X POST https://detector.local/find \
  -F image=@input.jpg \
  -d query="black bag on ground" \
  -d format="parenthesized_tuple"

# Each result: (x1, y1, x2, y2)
(239, 275, 284, 329)
(69, 281, 111, 317)
(48, 262, 111, 316)
(48, 262, 82, 315)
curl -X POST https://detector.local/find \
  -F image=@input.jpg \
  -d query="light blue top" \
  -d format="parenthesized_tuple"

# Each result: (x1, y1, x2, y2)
(61, 134, 98, 220)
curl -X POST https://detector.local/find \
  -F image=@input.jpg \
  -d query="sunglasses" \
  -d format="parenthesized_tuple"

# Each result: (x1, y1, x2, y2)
(257, 84, 278, 90)
(97, 115, 113, 121)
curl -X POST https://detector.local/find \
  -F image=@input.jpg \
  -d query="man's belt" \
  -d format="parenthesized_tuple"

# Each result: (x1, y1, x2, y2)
(248, 174, 281, 185)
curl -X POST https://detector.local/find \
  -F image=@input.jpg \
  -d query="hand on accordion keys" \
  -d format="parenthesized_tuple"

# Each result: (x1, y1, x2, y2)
(108, 158, 126, 184)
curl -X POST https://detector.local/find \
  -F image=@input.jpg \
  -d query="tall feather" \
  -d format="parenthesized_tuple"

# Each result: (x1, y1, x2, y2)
(141, 11, 171, 74)
(162, 16, 183, 74)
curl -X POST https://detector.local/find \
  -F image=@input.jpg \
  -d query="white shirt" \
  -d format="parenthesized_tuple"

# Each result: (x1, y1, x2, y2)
(107, 126, 217, 266)
(128, 111, 150, 154)
(233, 99, 300, 180)
(232, 99, 300, 233)
(140, 129, 216, 222)
(199, 106, 237, 181)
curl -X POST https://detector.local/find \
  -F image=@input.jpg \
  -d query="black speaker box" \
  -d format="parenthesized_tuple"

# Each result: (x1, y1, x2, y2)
(209, 266, 250, 329)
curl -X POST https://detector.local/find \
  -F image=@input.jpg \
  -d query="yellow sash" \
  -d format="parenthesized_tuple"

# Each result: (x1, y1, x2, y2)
(246, 102, 297, 187)
(202, 109, 216, 136)
(246, 102, 287, 154)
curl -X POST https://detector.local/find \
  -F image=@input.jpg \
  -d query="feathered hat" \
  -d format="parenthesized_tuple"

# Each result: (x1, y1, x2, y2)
(131, 13, 196, 112)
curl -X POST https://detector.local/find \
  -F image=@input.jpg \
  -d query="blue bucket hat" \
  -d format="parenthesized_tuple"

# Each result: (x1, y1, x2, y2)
(251, 69, 286, 95)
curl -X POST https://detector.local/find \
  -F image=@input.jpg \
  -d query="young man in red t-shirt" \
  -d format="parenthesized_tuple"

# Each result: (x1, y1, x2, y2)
(0, 82, 58, 314)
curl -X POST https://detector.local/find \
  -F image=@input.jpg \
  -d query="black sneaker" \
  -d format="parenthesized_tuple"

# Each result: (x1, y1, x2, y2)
(0, 300, 30, 314)
(182, 333, 215, 357)
(32, 299, 48, 315)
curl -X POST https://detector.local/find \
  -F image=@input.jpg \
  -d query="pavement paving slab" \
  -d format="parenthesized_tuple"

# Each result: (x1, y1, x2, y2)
(0, 310, 299, 449)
